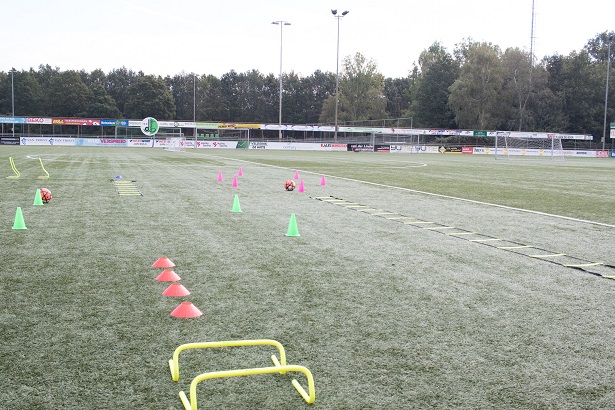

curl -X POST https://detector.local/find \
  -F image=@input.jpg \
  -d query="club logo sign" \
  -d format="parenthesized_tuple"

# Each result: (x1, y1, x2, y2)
(140, 117, 159, 136)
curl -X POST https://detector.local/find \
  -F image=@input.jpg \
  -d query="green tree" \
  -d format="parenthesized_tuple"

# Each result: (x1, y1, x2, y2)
(384, 77, 412, 122)
(197, 74, 227, 121)
(86, 84, 121, 118)
(301, 70, 335, 124)
(47, 70, 91, 117)
(0, 69, 44, 116)
(124, 75, 175, 120)
(106, 67, 137, 117)
(546, 51, 604, 138)
(413, 42, 459, 128)
(449, 41, 504, 129)
(320, 52, 386, 124)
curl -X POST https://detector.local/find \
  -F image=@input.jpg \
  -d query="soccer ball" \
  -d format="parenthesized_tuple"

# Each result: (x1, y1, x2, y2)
(284, 180, 296, 191)
(40, 188, 52, 203)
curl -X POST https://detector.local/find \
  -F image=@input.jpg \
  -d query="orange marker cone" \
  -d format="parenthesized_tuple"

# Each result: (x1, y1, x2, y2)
(320, 175, 326, 186)
(156, 269, 181, 282)
(162, 283, 191, 297)
(152, 256, 175, 268)
(171, 301, 203, 318)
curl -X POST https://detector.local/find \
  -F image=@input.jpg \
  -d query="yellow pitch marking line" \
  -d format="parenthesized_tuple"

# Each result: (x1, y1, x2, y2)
(470, 238, 503, 242)
(529, 253, 567, 259)
(563, 262, 604, 268)
(423, 226, 455, 231)
(371, 212, 398, 216)
(446, 232, 477, 236)
(321, 198, 345, 202)
(345, 205, 369, 209)
(387, 216, 414, 220)
(404, 221, 435, 225)
(497, 245, 533, 250)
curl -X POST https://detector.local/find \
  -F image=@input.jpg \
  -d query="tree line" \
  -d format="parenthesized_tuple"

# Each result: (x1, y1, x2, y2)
(0, 31, 613, 140)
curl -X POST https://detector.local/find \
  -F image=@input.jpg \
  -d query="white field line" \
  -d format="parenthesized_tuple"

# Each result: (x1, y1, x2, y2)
(196, 152, 615, 229)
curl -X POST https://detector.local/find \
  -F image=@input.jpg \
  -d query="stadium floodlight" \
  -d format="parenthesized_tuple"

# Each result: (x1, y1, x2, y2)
(272, 21, 291, 141)
(603, 35, 614, 151)
(331, 10, 349, 142)
(11, 68, 15, 137)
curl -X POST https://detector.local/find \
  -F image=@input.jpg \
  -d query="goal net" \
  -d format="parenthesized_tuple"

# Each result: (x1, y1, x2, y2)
(164, 138, 187, 152)
(494, 132, 564, 160)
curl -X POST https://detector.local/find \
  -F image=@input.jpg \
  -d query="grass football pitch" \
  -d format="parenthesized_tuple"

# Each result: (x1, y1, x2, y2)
(1, 147, 614, 409)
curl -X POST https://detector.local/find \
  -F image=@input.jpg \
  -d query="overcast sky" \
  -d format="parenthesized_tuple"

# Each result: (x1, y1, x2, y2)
(1, 0, 613, 79)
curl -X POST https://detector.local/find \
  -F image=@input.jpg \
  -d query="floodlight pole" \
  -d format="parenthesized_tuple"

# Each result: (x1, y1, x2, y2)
(11, 68, 15, 137)
(194, 74, 197, 149)
(332, 10, 349, 142)
(272, 21, 290, 141)
(603, 36, 613, 151)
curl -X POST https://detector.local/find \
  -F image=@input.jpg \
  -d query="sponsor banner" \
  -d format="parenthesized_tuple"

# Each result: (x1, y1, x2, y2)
(157, 121, 196, 128)
(127, 139, 154, 147)
(52, 118, 101, 126)
(319, 143, 348, 151)
(128, 120, 142, 127)
(196, 122, 219, 129)
(612, 151, 615, 158)
(198, 141, 238, 149)
(611, 129, 615, 138)
(348, 144, 373, 152)
(462, 146, 474, 154)
(73, 138, 127, 146)
(375, 144, 391, 153)
(20, 137, 75, 146)
(0, 136, 20, 145)
(438, 146, 463, 154)
(219, 123, 261, 129)
(0, 117, 27, 124)
(596, 150, 609, 158)
(473, 147, 487, 154)
(249, 141, 268, 149)
(27, 117, 52, 124)
(101, 119, 129, 127)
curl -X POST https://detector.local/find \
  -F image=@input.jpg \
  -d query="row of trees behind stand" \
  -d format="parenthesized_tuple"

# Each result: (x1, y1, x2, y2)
(0, 32, 613, 146)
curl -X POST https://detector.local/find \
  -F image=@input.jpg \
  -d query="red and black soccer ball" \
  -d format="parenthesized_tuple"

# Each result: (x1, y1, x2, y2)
(40, 188, 52, 203)
(284, 180, 296, 191)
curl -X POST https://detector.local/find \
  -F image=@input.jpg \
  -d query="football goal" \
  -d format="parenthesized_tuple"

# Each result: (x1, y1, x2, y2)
(164, 138, 187, 152)
(494, 132, 564, 160)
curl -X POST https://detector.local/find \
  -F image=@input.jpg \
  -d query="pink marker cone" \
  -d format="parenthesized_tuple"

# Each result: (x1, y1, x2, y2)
(232, 175, 238, 187)
(294, 170, 299, 179)
(217, 171, 223, 182)
(320, 175, 326, 186)
(238, 167, 243, 176)
(298, 180, 305, 192)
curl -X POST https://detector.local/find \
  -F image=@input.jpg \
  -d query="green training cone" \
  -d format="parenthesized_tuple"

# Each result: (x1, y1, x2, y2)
(12, 207, 27, 230)
(33, 188, 44, 206)
(285, 213, 299, 237)
(231, 194, 242, 213)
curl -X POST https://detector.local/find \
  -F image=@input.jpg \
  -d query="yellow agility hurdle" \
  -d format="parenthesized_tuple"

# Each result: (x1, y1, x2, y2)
(178, 364, 316, 410)
(169, 339, 287, 382)
(38, 158, 49, 179)
(7, 157, 20, 179)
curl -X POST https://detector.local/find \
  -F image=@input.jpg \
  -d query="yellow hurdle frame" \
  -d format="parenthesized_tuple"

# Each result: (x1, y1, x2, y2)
(169, 339, 287, 382)
(38, 157, 50, 179)
(178, 364, 315, 410)
(7, 157, 20, 179)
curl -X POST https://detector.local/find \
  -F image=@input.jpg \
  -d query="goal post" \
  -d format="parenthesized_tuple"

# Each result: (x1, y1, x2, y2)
(494, 132, 564, 160)
(164, 137, 187, 152)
